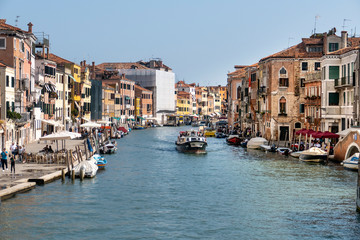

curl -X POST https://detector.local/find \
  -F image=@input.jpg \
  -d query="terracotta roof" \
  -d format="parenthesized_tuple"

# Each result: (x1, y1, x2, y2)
(228, 67, 246, 77)
(302, 38, 323, 45)
(0, 19, 29, 34)
(176, 80, 192, 88)
(0, 62, 7, 67)
(348, 37, 360, 47)
(260, 41, 323, 62)
(135, 84, 151, 92)
(327, 46, 360, 55)
(97, 62, 149, 70)
(48, 53, 74, 65)
(177, 91, 190, 96)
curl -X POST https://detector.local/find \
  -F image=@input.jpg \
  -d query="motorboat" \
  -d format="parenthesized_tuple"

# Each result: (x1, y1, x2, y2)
(226, 135, 242, 145)
(342, 153, 359, 171)
(204, 128, 216, 137)
(92, 154, 107, 169)
(260, 144, 277, 152)
(175, 130, 207, 154)
(247, 137, 268, 150)
(299, 147, 327, 163)
(117, 126, 128, 135)
(133, 125, 146, 130)
(99, 140, 117, 154)
(73, 158, 98, 178)
(112, 130, 123, 139)
(215, 132, 227, 138)
(290, 151, 303, 158)
(277, 147, 292, 155)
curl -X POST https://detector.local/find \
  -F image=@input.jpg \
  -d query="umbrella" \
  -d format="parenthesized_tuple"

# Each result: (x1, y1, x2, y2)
(295, 128, 315, 135)
(80, 122, 101, 128)
(313, 131, 339, 139)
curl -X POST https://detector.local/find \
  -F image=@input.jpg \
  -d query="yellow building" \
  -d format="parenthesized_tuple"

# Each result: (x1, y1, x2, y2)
(102, 84, 115, 119)
(135, 97, 141, 117)
(176, 91, 191, 115)
(80, 61, 92, 121)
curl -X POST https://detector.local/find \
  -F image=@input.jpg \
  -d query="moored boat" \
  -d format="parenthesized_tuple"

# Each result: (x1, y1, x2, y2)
(290, 151, 303, 158)
(277, 147, 292, 155)
(133, 125, 146, 130)
(92, 154, 107, 169)
(175, 130, 207, 154)
(99, 140, 117, 154)
(247, 137, 268, 150)
(342, 153, 359, 171)
(73, 158, 98, 178)
(299, 147, 327, 163)
(226, 135, 242, 145)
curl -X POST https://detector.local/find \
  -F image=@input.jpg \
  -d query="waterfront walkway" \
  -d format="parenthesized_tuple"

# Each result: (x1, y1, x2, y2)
(0, 139, 86, 199)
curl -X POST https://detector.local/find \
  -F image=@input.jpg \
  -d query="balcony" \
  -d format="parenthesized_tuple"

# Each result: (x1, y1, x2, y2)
(334, 77, 353, 89)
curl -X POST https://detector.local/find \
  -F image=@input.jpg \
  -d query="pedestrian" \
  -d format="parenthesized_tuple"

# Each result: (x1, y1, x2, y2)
(18, 146, 23, 163)
(1, 148, 8, 172)
(10, 154, 15, 173)
(10, 142, 17, 157)
(22, 145, 26, 163)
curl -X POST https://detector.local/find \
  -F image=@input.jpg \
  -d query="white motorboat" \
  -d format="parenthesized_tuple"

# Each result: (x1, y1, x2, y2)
(290, 151, 303, 158)
(342, 153, 359, 171)
(73, 158, 98, 178)
(299, 147, 327, 163)
(100, 140, 117, 154)
(277, 147, 292, 155)
(175, 130, 207, 154)
(247, 137, 268, 150)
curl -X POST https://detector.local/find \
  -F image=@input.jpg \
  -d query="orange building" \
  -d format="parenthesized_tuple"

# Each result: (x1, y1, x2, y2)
(135, 85, 153, 119)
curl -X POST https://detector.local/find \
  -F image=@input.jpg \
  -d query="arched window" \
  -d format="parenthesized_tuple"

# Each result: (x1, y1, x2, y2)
(279, 97, 286, 114)
(279, 67, 287, 75)
(279, 67, 289, 87)
(295, 122, 301, 128)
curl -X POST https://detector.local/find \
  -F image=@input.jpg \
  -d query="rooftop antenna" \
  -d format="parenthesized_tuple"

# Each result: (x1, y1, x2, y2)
(313, 15, 320, 36)
(15, 16, 20, 26)
(342, 19, 351, 31)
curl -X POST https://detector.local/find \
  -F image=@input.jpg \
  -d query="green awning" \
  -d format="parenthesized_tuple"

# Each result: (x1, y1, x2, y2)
(137, 116, 144, 120)
(68, 74, 78, 82)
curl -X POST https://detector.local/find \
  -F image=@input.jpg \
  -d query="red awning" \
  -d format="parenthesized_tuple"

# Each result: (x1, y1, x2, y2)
(295, 128, 315, 135)
(312, 131, 339, 139)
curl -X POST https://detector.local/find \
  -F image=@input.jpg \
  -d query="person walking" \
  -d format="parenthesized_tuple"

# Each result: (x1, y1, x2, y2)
(1, 148, 8, 172)
(10, 154, 15, 173)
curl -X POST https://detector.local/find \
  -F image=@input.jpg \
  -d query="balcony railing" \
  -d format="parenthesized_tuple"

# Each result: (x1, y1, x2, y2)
(335, 77, 353, 89)
(16, 112, 31, 123)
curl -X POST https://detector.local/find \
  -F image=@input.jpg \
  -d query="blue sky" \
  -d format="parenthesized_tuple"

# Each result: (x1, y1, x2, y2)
(1, 0, 359, 86)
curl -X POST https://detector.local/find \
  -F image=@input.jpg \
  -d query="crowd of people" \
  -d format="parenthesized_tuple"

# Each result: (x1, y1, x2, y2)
(1, 142, 26, 174)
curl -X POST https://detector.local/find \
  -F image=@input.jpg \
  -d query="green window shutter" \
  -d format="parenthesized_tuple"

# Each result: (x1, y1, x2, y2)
(329, 66, 339, 79)
(335, 43, 339, 51)
(300, 104, 304, 113)
(329, 92, 339, 106)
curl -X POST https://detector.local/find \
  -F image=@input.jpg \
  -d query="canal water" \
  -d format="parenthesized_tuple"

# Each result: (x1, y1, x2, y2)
(1, 126, 360, 239)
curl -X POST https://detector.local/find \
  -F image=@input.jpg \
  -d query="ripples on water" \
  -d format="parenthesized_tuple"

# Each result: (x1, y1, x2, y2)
(1, 126, 360, 240)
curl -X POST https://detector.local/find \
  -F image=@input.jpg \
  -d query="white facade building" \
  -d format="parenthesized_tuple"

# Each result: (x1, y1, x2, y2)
(321, 48, 358, 132)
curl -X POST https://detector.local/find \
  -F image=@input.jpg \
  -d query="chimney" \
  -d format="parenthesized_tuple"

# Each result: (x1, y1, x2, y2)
(0, 19, 6, 24)
(341, 31, 348, 49)
(323, 32, 328, 54)
(27, 22, 33, 33)
(149, 60, 156, 68)
(91, 61, 95, 79)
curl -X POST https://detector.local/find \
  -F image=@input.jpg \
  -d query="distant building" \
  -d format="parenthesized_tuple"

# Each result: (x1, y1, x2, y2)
(97, 60, 175, 124)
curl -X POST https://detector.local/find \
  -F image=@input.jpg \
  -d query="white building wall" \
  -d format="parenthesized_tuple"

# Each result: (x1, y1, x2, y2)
(118, 69, 175, 123)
